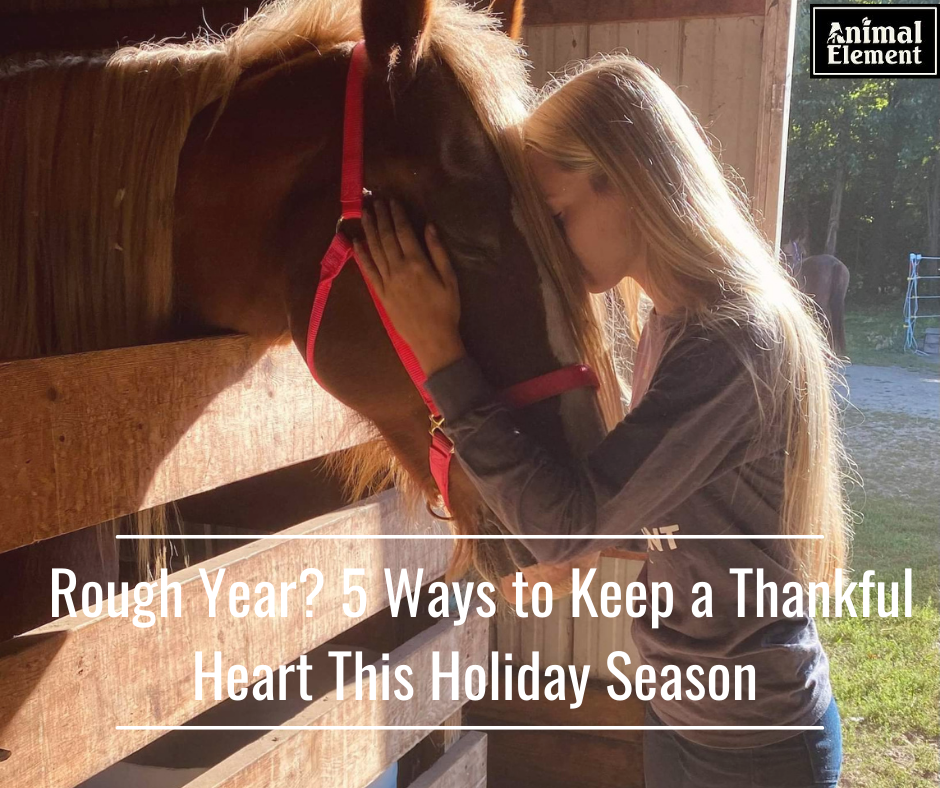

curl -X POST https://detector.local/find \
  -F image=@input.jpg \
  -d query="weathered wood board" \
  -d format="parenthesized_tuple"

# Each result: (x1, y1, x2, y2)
(178, 618, 488, 788)
(753, 0, 797, 247)
(523, 15, 765, 204)
(0, 335, 370, 554)
(407, 732, 487, 788)
(0, 491, 450, 788)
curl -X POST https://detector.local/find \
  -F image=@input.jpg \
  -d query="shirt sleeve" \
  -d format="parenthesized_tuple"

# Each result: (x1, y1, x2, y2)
(422, 331, 770, 564)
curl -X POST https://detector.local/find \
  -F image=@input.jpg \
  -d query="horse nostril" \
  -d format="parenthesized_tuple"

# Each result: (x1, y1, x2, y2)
(0, 749, 11, 762)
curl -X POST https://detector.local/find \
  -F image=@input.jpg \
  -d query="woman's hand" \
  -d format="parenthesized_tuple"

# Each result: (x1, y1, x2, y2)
(354, 199, 467, 376)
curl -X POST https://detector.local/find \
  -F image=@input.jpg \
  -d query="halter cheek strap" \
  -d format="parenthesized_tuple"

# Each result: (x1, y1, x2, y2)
(305, 41, 600, 515)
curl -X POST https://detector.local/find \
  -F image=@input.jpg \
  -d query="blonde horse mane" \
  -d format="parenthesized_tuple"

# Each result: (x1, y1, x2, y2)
(0, 0, 621, 579)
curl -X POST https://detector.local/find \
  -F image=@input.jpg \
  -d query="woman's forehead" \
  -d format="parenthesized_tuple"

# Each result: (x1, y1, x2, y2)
(525, 150, 591, 205)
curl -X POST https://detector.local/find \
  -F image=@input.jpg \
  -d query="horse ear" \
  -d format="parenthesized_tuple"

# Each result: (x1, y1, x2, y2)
(361, 0, 432, 78)
(487, 0, 526, 40)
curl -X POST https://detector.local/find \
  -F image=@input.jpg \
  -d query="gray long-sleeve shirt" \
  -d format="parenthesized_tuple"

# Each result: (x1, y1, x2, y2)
(423, 312, 832, 748)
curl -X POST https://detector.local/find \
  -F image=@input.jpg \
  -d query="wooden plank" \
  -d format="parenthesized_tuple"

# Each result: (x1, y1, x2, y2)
(596, 558, 627, 683)
(617, 21, 644, 59)
(523, 25, 555, 87)
(471, 728, 643, 788)
(705, 16, 765, 202)
(677, 17, 717, 132)
(753, 0, 796, 249)
(735, 15, 765, 195)
(0, 491, 451, 788)
(0, 336, 369, 554)
(0, 4, 261, 56)
(586, 23, 620, 57)
(552, 24, 589, 76)
(710, 17, 745, 169)
(524, 0, 765, 26)
(572, 556, 645, 680)
(407, 732, 487, 788)
(466, 669, 645, 788)
(646, 20, 683, 88)
(179, 617, 489, 788)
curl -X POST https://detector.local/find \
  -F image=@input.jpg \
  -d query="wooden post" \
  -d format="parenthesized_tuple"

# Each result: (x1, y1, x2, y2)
(753, 0, 796, 253)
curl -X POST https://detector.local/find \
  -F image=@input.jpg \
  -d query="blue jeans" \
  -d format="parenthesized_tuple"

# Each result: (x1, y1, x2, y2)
(642, 698, 842, 787)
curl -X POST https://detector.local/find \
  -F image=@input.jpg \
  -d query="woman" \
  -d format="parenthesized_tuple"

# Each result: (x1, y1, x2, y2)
(353, 55, 848, 788)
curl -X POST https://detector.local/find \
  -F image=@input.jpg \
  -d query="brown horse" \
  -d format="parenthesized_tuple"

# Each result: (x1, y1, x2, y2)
(781, 237, 850, 356)
(0, 0, 622, 639)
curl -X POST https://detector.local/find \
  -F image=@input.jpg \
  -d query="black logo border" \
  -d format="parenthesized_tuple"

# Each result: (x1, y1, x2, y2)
(810, 3, 939, 79)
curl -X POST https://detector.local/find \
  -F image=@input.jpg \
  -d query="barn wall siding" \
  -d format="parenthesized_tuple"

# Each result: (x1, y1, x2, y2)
(523, 16, 764, 205)
(1, 0, 238, 13)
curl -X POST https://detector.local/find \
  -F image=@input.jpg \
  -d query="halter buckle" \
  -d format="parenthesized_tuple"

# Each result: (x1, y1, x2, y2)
(429, 414, 455, 453)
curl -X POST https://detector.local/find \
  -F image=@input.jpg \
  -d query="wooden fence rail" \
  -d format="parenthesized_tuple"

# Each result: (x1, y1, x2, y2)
(180, 616, 488, 788)
(406, 731, 487, 788)
(0, 491, 450, 788)
(0, 336, 368, 554)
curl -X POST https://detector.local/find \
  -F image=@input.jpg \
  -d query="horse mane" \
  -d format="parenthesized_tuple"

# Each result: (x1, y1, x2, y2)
(0, 0, 622, 577)
(0, 0, 364, 360)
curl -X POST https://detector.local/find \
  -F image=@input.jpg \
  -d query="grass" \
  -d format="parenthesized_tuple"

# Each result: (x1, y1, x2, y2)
(819, 491, 940, 786)
(845, 302, 939, 371)
(821, 311, 939, 786)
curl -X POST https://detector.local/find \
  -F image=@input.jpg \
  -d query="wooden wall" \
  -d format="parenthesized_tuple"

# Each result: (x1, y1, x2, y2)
(523, 16, 765, 222)
(1, 0, 237, 13)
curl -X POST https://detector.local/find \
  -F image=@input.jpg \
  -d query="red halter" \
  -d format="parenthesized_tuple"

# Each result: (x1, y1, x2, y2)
(306, 42, 600, 514)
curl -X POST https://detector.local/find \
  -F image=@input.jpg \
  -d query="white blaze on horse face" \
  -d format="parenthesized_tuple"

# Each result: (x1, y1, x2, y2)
(511, 201, 608, 457)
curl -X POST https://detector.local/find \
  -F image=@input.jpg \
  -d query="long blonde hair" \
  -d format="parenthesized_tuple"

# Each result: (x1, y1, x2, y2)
(523, 54, 851, 585)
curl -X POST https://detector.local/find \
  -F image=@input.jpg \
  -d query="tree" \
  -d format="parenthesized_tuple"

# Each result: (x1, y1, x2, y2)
(784, 0, 940, 296)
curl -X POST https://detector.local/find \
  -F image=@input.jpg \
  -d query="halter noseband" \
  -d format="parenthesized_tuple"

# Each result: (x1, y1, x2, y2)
(305, 42, 600, 516)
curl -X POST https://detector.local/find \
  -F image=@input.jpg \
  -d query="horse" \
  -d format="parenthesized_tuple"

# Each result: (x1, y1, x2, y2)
(781, 236, 850, 356)
(0, 0, 624, 641)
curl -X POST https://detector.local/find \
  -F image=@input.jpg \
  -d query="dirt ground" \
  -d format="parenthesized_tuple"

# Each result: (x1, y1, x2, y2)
(841, 363, 940, 500)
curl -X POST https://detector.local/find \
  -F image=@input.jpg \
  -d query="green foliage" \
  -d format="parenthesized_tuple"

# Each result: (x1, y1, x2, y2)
(845, 303, 939, 369)
(785, 0, 940, 296)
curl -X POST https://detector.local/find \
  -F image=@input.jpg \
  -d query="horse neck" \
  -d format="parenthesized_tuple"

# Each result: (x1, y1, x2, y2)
(173, 50, 349, 341)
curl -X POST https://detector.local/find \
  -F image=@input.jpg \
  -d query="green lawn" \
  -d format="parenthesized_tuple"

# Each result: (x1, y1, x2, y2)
(845, 303, 939, 370)
(820, 491, 940, 786)
(823, 303, 939, 786)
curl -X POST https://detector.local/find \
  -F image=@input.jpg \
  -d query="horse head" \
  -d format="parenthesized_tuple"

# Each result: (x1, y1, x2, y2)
(174, 0, 613, 595)
(781, 237, 804, 276)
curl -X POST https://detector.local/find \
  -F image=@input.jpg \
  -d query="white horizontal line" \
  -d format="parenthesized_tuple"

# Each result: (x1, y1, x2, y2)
(117, 534, 823, 540)
(117, 724, 823, 731)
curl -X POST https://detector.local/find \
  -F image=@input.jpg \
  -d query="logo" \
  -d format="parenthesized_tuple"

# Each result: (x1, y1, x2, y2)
(811, 4, 938, 77)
